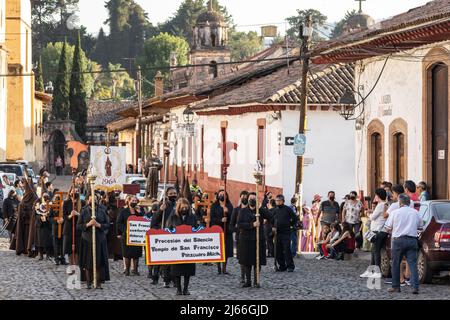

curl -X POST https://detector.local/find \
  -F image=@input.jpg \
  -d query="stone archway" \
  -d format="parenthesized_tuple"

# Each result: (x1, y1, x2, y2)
(43, 120, 82, 175)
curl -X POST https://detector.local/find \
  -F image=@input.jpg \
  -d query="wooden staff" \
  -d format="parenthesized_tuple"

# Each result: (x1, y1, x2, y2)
(87, 174, 97, 288)
(161, 147, 170, 229)
(71, 168, 77, 266)
(253, 168, 263, 288)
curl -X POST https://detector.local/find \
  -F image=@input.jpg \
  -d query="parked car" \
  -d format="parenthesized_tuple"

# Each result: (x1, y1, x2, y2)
(0, 162, 26, 179)
(126, 176, 146, 200)
(380, 200, 450, 283)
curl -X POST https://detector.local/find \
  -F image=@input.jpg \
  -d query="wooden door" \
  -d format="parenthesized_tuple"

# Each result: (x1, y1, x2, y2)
(370, 133, 383, 196)
(393, 132, 406, 185)
(432, 64, 448, 199)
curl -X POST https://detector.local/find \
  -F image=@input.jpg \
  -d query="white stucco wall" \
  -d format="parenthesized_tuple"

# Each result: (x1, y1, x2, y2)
(282, 109, 356, 204)
(355, 41, 450, 194)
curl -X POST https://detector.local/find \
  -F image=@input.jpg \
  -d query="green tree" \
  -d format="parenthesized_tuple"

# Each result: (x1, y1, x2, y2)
(137, 33, 189, 96)
(32, 1, 95, 61)
(330, 10, 358, 39)
(93, 63, 136, 100)
(229, 31, 264, 61)
(286, 9, 328, 42)
(69, 33, 88, 140)
(35, 56, 45, 92)
(103, 0, 152, 74)
(40, 42, 98, 98)
(52, 41, 70, 120)
(92, 28, 109, 67)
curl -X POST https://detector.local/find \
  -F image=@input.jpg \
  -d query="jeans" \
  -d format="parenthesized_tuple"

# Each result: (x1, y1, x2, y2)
(276, 232, 295, 270)
(391, 236, 419, 290)
(290, 230, 298, 258)
(370, 231, 386, 268)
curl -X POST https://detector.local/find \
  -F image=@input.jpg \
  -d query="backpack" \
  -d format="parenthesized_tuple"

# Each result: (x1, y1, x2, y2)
(345, 237, 356, 253)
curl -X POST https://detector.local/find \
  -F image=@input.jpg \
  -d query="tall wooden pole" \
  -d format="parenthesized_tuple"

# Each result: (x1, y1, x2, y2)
(87, 174, 97, 288)
(254, 168, 263, 288)
(71, 168, 77, 266)
(135, 66, 143, 172)
(294, 14, 312, 231)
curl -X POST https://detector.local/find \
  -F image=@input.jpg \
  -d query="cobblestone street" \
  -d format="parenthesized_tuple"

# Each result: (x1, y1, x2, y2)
(1, 238, 450, 300)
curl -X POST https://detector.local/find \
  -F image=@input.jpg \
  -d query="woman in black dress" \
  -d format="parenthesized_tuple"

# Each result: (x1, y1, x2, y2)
(166, 198, 197, 296)
(77, 194, 110, 289)
(35, 195, 53, 261)
(62, 187, 85, 265)
(237, 192, 268, 288)
(210, 189, 234, 275)
(230, 190, 249, 283)
(106, 190, 122, 261)
(117, 195, 144, 276)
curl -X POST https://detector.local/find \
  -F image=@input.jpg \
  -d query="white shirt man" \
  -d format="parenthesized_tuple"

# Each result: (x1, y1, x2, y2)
(385, 205, 423, 238)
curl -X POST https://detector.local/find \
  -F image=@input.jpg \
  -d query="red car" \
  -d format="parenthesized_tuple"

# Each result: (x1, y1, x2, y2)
(380, 200, 450, 283)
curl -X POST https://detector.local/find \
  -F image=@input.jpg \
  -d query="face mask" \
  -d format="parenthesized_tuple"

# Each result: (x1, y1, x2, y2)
(350, 196, 356, 201)
(277, 204, 284, 208)
(330, 196, 335, 201)
(151, 205, 159, 212)
(168, 196, 177, 202)
(114, 192, 121, 197)
(241, 198, 248, 205)
(249, 199, 256, 207)
(181, 208, 189, 215)
(218, 195, 225, 202)
(80, 195, 86, 201)
(130, 202, 138, 208)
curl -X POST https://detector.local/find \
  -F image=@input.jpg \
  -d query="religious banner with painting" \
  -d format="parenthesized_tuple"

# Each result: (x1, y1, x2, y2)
(145, 225, 225, 265)
(90, 146, 126, 191)
(126, 216, 152, 247)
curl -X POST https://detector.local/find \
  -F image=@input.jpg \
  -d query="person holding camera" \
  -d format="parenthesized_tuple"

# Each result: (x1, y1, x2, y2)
(271, 194, 300, 272)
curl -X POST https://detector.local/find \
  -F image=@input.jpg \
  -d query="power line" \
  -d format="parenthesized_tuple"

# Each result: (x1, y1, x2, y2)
(0, 55, 299, 77)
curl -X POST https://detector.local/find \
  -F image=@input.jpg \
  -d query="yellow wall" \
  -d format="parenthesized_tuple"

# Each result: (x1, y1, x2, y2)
(118, 129, 135, 166)
(5, 0, 35, 161)
(0, 0, 7, 161)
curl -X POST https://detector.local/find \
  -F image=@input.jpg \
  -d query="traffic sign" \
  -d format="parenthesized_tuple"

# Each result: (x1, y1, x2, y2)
(293, 134, 306, 156)
(285, 137, 294, 146)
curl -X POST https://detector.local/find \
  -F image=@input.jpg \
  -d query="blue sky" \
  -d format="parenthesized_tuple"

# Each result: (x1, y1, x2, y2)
(79, 0, 431, 36)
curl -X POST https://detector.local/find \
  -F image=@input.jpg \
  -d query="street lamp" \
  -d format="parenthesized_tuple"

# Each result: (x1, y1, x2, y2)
(338, 89, 357, 120)
(183, 108, 194, 124)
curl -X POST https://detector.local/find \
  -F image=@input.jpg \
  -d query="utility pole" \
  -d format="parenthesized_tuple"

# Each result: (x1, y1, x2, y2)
(294, 14, 312, 212)
(135, 66, 143, 173)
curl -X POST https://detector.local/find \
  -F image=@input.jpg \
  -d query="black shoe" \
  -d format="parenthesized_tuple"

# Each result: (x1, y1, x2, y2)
(163, 282, 170, 288)
(147, 273, 152, 279)
(132, 270, 140, 276)
(240, 278, 245, 284)
(412, 289, 419, 295)
(253, 283, 261, 288)
(38, 255, 44, 261)
(60, 257, 67, 265)
(183, 289, 191, 296)
(287, 269, 294, 273)
(54, 258, 60, 266)
(151, 280, 158, 285)
(176, 289, 183, 295)
(124, 270, 130, 276)
(86, 283, 92, 290)
(276, 268, 287, 272)
(242, 283, 251, 288)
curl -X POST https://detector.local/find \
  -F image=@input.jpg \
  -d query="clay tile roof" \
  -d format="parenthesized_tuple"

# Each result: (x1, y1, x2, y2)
(312, 0, 450, 63)
(192, 62, 355, 110)
(87, 100, 135, 127)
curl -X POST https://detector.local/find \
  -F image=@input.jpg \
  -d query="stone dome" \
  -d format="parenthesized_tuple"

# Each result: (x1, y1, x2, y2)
(345, 13, 375, 30)
(196, 10, 224, 25)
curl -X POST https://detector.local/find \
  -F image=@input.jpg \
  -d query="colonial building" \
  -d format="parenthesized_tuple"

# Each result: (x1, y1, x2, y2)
(4, 0, 38, 163)
(311, 0, 450, 198)
(0, 0, 8, 161)
(170, 0, 231, 90)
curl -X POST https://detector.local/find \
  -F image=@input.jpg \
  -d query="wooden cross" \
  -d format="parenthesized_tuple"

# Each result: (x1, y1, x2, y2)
(51, 191, 68, 239)
(356, 0, 366, 13)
